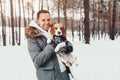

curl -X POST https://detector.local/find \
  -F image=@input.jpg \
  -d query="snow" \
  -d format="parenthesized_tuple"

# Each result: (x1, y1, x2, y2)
(71, 39, 120, 80)
(0, 29, 120, 80)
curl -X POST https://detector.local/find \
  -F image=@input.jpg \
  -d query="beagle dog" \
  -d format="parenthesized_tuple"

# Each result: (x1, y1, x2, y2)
(47, 23, 77, 68)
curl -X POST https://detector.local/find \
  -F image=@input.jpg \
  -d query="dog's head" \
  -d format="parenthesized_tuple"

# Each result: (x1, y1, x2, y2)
(49, 23, 66, 37)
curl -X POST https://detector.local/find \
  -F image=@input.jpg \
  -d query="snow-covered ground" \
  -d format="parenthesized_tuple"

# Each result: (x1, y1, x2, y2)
(71, 39, 120, 80)
(0, 28, 120, 80)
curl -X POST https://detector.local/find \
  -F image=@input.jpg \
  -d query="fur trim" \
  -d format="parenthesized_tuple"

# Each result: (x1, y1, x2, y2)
(25, 20, 50, 39)
(25, 26, 39, 38)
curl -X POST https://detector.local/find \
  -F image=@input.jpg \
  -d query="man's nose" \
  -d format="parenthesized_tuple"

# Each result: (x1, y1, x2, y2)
(45, 20, 49, 24)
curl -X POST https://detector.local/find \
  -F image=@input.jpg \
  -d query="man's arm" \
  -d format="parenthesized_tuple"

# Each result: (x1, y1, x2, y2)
(27, 38, 55, 67)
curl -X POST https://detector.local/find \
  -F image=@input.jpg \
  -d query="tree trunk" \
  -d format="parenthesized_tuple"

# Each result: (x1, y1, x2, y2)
(57, 0, 60, 23)
(27, 1, 30, 24)
(31, 0, 34, 20)
(108, 0, 112, 39)
(22, 0, 26, 27)
(110, 0, 117, 40)
(1, 0, 6, 46)
(18, 0, 21, 45)
(63, 0, 67, 29)
(14, 1, 18, 44)
(92, 0, 96, 40)
(10, 0, 15, 45)
(97, 0, 100, 40)
(39, 0, 40, 10)
(46, 0, 49, 10)
(84, 0, 90, 44)
(41, 0, 43, 10)
(71, 0, 74, 41)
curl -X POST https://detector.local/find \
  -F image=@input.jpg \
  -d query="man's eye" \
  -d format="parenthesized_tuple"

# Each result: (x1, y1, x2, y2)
(47, 19, 50, 21)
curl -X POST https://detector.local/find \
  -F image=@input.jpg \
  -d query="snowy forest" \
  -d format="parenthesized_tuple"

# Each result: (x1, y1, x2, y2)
(0, 0, 120, 46)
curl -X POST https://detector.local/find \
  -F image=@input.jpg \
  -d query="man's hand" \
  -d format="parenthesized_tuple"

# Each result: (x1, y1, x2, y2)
(50, 37, 62, 48)
(54, 42, 66, 52)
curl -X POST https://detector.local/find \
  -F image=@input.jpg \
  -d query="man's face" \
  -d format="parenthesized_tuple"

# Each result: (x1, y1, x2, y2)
(37, 13, 51, 31)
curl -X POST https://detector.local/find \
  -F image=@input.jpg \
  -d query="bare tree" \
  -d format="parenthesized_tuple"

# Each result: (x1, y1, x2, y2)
(8, 17, 11, 45)
(84, 0, 90, 44)
(92, 0, 96, 40)
(97, 0, 101, 40)
(41, 0, 43, 10)
(1, 0, 6, 46)
(38, 0, 40, 10)
(10, 0, 15, 45)
(100, 0, 106, 38)
(14, 0, 18, 44)
(46, 0, 49, 10)
(0, 0, 1, 45)
(71, 0, 75, 41)
(57, 0, 60, 23)
(78, 0, 83, 41)
(27, 0, 30, 24)
(62, 0, 67, 29)
(110, 0, 117, 40)
(108, 0, 112, 38)
(17, 0, 21, 45)
(22, 0, 27, 27)
(31, 0, 34, 20)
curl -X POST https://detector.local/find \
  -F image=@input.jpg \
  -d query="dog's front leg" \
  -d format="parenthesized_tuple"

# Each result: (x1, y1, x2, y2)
(54, 42, 66, 52)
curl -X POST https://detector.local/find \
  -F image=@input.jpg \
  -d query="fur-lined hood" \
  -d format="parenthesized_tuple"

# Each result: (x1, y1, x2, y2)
(25, 20, 50, 39)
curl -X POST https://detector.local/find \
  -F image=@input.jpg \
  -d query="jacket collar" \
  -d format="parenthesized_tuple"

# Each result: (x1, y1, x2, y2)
(29, 20, 50, 39)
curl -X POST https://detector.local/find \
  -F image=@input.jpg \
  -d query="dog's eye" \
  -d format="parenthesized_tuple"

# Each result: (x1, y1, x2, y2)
(60, 28, 63, 30)
(55, 27, 57, 30)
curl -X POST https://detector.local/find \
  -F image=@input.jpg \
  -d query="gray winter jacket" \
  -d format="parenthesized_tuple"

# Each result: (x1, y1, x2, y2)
(25, 25, 70, 80)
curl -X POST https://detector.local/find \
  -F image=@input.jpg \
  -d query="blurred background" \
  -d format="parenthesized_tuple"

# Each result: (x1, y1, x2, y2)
(0, 0, 120, 46)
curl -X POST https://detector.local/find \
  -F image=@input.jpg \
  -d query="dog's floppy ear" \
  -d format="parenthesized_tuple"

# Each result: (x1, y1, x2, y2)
(61, 25, 66, 37)
(50, 24, 55, 37)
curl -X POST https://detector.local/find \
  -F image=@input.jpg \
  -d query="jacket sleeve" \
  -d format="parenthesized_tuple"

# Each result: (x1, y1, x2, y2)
(27, 38, 55, 67)
(66, 41, 73, 53)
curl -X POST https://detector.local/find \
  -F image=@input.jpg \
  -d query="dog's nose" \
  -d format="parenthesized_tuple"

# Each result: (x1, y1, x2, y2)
(58, 31, 61, 34)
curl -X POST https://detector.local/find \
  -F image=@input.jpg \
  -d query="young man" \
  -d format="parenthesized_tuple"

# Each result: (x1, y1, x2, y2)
(25, 10, 73, 80)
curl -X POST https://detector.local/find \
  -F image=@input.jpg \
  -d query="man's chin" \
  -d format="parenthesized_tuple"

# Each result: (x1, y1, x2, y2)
(44, 28, 49, 31)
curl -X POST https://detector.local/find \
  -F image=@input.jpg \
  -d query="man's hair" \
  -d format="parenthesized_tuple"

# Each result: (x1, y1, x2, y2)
(37, 10, 50, 19)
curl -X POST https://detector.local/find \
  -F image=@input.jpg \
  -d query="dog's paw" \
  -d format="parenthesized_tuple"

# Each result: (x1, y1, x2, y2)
(47, 38, 51, 44)
(54, 42, 66, 52)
